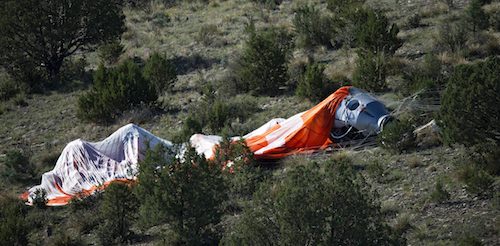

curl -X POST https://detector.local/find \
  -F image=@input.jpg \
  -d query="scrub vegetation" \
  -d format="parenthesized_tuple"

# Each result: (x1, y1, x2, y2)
(0, 0, 499, 245)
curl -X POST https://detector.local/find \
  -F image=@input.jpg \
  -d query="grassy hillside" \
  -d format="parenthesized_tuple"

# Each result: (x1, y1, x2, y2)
(0, 0, 499, 245)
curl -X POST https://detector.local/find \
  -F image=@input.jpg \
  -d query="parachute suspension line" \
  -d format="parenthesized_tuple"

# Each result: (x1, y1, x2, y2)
(331, 104, 354, 139)
(330, 125, 354, 139)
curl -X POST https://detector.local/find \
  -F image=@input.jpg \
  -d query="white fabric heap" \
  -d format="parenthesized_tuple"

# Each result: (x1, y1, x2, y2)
(27, 124, 172, 206)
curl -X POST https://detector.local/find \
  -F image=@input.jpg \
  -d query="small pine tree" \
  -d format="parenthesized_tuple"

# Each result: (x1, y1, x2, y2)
(213, 138, 267, 199)
(354, 9, 402, 55)
(440, 56, 500, 146)
(378, 118, 416, 153)
(353, 50, 388, 92)
(161, 148, 227, 244)
(465, 0, 489, 32)
(136, 147, 227, 244)
(143, 53, 177, 93)
(97, 182, 138, 245)
(0, 197, 29, 246)
(98, 40, 124, 65)
(135, 145, 172, 229)
(78, 60, 158, 123)
(293, 5, 337, 49)
(233, 27, 291, 96)
(32, 188, 48, 209)
(295, 63, 338, 102)
(223, 156, 404, 245)
(2, 149, 34, 181)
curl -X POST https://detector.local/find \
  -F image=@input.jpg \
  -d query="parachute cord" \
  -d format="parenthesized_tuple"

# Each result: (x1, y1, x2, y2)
(330, 125, 354, 139)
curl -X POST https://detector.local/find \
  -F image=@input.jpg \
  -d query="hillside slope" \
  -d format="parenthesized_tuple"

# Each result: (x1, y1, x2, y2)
(0, 0, 498, 245)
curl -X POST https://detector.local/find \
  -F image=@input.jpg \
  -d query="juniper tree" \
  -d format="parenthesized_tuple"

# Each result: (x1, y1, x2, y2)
(0, 0, 124, 87)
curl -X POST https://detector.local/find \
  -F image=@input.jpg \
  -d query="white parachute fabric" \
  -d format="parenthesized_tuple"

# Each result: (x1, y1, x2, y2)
(190, 118, 286, 159)
(26, 124, 172, 206)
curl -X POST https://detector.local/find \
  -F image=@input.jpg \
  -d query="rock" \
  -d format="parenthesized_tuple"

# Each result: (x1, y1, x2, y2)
(414, 119, 441, 148)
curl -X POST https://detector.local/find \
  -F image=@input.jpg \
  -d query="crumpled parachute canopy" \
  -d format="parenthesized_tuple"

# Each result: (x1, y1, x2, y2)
(25, 86, 389, 206)
(23, 124, 172, 206)
(191, 86, 351, 159)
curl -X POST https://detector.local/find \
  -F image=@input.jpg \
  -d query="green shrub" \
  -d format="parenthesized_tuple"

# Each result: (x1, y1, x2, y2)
(231, 27, 292, 96)
(78, 60, 157, 123)
(223, 157, 404, 245)
(353, 50, 388, 92)
(293, 5, 338, 49)
(136, 147, 227, 244)
(0, 197, 29, 246)
(295, 63, 339, 102)
(0, 0, 124, 86)
(97, 182, 138, 245)
(143, 53, 177, 93)
(378, 118, 416, 153)
(0, 73, 19, 101)
(32, 188, 48, 209)
(402, 54, 445, 94)
(185, 94, 259, 135)
(440, 57, 499, 146)
(213, 138, 268, 199)
(1, 149, 34, 181)
(465, 0, 489, 32)
(354, 9, 402, 55)
(436, 22, 468, 53)
(429, 179, 450, 203)
(456, 164, 494, 196)
(98, 40, 124, 65)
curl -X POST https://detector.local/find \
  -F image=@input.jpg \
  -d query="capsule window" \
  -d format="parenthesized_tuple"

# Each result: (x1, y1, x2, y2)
(347, 99, 360, 110)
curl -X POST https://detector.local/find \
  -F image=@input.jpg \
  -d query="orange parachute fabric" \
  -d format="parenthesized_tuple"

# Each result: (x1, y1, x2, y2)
(190, 86, 351, 160)
(245, 86, 350, 159)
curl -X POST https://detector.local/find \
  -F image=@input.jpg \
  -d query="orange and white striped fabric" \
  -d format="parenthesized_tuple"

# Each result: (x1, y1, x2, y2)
(191, 86, 351, 160)
(23, 124, 172, 206)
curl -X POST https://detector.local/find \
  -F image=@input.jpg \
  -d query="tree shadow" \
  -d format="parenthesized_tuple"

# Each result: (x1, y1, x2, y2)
(169, 54, 220, 75)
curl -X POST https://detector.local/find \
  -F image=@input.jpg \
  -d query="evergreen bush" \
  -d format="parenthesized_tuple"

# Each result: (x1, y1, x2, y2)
(1, 149, 34, 182)
(184, 94, 259, 135)
(143, 53, 177, 93)
(0, 73, 19, 101)
(295, 63, 339, 102)
(232, 27, 292, 96)
(437, 22, 468, 53)
(293, 5, 337, 49)
(440, 56, 500, 147)
(97, 182, 138, 245)
(378, 118, 416, 153)
(0, 197, 29, 246)
(353, 50, 388, 92)
(402, 54, 445, 94)
(354, 9, 402, 55)
(77, 60, 157, 123)
(465, 0, 489, 32)
(223, 156, 404, 245)
(32, 188, 48, 209)
(98, 40, 124, 66)
(213, 138, 268, 199)
(136, 147, 227, 244)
